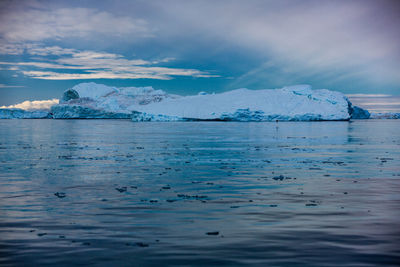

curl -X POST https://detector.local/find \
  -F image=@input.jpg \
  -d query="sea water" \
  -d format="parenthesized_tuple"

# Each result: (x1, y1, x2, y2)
(0, 120, 399, 266)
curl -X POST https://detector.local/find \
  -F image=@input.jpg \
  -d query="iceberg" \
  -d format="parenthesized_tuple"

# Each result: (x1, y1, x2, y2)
(51, 82, 178, 119)
(51, 105, 131, 119)
(370, 113, 400, 119)
(349, 106, 370, 119)
(49, 83, 360, 121)
(0, 108, 51, 119)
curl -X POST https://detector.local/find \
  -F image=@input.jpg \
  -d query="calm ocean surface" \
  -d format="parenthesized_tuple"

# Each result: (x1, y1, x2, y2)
(0, 120, 399, 266)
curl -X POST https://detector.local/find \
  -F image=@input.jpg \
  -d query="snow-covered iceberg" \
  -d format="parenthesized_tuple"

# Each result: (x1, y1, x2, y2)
(0, 108, 51, 119)
(51, 82, 359, 121)
(133, 85, 352, 121)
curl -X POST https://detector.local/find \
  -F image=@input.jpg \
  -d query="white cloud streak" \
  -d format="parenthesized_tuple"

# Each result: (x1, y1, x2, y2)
(28, 46, 77, 56)
(0, 47, 217, 80)
(19, 69, 208, 80)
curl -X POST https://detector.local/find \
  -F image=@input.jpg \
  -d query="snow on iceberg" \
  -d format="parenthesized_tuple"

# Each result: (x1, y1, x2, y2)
(132, 85, 352, 121)
(0, 108, 51, 119)
(51, 82, 360, 121)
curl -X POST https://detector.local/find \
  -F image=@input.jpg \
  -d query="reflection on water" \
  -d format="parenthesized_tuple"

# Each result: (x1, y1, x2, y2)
(0, 120, 399, 266)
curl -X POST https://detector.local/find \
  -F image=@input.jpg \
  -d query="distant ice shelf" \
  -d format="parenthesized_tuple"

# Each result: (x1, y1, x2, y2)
(1, 82, 377, 120)
(0, 108, 51, 119)
(370, 113, 400, 119)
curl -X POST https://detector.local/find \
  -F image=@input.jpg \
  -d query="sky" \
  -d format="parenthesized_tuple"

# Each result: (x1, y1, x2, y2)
(0, 0, 399, 110)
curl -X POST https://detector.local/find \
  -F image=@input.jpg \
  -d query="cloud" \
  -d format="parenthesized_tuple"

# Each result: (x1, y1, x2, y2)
(28, 46, 77, 56)
(56, 50, 151, 67)
(0, 43, 79, 56)
(0, 43, 25, 55)
(0, 4, 154, 59)
(0, 7, 152, 43)
(0, 0, 398, 95)
(154, 0, 400, 89)
(20, 69, 211, 80)
(0, 46, 217, 80)
(346, 94, 392, 98)
(1, 98, 59, 110)
(347, 94, 400, 112)
(0, 84, 25, 88)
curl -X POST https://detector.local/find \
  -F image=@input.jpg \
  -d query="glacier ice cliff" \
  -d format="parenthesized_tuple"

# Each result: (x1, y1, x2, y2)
(51, 105, 131, 119)
(50, 83, 359, 121)
(0, 108, 51, 119)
